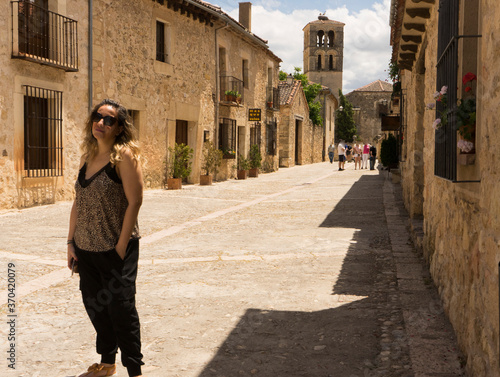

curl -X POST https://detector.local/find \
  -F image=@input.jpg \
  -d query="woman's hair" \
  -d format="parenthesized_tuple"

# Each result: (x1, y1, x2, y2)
(82, 99, 140, 164)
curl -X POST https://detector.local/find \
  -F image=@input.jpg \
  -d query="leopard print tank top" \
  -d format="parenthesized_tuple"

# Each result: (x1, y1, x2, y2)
(73, 162, 140, 252)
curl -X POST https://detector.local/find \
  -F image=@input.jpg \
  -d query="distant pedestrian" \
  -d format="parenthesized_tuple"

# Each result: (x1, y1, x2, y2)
(362, 143, 370, 169)
(369, 144, 377, 170)
(345, 144, 352, 162)
(67, 99, 145, 377)
(328, 143, 335, 163)
(337, 140, 346, 171)
(353, 143, 362, 170)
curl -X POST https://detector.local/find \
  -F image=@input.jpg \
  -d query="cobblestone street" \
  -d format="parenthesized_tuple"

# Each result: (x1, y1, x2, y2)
(0, 162, 465, 377)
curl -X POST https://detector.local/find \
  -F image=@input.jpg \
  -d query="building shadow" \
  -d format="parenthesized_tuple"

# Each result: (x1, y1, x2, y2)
(197, 175, 398, 377)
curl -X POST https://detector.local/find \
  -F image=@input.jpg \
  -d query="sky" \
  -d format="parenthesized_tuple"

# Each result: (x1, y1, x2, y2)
(213, 0, 393, 93)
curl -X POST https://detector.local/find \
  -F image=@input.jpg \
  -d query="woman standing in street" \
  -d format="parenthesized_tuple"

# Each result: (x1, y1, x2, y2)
(67, 99, 145, 377)
(353, 143, 362, 170)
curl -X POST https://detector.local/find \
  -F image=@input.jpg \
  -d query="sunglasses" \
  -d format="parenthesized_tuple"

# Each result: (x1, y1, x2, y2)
(92, 112, 118, 127)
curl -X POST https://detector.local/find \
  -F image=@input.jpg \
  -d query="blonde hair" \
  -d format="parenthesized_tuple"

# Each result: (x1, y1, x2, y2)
(82, 99, 140, 165)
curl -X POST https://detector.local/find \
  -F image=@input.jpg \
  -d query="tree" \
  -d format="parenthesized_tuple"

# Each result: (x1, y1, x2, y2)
(280, 67, 323, 126)
(335, 89, 357, 142)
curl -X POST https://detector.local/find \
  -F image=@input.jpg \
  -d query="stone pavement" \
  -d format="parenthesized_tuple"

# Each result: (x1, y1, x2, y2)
(0, 161, 465, 377)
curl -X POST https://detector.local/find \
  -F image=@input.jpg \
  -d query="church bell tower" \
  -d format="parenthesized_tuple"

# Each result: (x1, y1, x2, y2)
(303, 14, 344, 100)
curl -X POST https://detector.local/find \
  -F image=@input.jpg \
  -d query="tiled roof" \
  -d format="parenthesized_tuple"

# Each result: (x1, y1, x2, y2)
(351, 80, 393, 92)
(279, 80, 302, 106)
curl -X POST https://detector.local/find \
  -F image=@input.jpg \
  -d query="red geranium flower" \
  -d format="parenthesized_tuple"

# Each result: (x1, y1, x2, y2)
(465, 86, 472, 92)
(462, 72, 477, 85)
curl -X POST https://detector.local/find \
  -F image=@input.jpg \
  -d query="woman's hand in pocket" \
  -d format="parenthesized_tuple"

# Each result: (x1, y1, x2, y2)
(115, 242, 127, 260)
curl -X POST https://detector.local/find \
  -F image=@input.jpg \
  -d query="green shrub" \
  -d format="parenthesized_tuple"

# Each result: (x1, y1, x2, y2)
(380, 134, 398, 167)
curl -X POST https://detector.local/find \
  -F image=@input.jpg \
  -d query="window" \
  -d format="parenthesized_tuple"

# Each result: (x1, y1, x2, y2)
(242, 59, 249, 88)
(329, 55, 334, 70)
(266, 120, 277, 155)
(434, 0, 459, 180)
(219, 118, 236, 156)
(316, 30, 325, 47)
(23, 85, 63, 177)
(250, 123, 261, 147)
(328, 31, 335, 47)
(317, 55, 322, 70)
(156, 21, 168, 63)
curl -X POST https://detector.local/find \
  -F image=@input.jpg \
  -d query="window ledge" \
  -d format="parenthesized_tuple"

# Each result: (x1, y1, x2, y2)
(154, 60, 173, 76)
(458, 153, 475, 165)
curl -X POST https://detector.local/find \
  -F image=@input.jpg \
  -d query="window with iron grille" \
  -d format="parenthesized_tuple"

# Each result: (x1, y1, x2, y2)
(250, 123, 261, 148)
(12, 0, 78, 71)
(219, 118, 236, 157)
(23, 85, 63, 177)
(434, 0, 459, 180)
(266, 120, 277, 155)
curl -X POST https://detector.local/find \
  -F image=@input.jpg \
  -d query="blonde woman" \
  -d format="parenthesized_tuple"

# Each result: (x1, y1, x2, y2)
(67, 99, 145, 377)
(353, 143, 362, 170)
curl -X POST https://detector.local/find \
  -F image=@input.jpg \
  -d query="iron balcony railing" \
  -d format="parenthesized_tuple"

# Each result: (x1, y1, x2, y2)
(220, 75, 244, 104)
(11, 1, 78, 72)
(266, 86, 280, 110)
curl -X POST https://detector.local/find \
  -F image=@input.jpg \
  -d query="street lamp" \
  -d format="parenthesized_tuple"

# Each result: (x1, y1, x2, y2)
(338, 105, 343, 111)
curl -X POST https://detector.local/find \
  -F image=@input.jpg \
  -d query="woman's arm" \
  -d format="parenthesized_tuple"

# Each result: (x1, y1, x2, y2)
(115, 149, 143, 259)
(67, 155, 86, 269)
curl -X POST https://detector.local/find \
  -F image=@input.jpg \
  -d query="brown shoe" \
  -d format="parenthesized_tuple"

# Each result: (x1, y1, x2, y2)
(78, 363, 116, 377)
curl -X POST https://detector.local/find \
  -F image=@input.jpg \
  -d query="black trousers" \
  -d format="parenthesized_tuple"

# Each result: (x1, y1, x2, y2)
(75, 239, 143, 377)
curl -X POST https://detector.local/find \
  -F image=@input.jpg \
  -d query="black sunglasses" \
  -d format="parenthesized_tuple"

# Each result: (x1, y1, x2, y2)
(92, 112, 118, 127)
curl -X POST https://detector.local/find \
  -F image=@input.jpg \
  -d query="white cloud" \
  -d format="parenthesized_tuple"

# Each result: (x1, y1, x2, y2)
(229, 0, 392, 93)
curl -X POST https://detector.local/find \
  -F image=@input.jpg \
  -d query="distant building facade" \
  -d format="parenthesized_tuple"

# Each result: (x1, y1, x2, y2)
(345, 80, 393, 144)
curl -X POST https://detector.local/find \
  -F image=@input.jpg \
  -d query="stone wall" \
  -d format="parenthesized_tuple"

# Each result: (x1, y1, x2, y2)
(346, 90, 392, 143)
(0, 0, 89, 209)
(397, 1, 500, 375)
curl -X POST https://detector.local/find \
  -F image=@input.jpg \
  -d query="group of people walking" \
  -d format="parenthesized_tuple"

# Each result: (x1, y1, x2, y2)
(328, 141, 377, 171)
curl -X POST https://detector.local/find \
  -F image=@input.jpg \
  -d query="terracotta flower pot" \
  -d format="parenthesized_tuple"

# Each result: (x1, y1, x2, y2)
(237, 170, 248, 180)
(248, 168, 259, 177)
(199, 175, 212, 185)
(167, 177, 182, 190)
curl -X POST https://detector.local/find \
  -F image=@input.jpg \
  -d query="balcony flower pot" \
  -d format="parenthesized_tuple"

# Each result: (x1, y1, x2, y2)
(237, 170, 248, 180)
(248, 168, 259, 177)
(267, 101, 273, 108)
(199, 174, 213, 185)
(167, 177, 182, 190)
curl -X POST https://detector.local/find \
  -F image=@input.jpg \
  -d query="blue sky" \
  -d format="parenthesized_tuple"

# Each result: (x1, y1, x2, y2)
(213, 0, 392, 93)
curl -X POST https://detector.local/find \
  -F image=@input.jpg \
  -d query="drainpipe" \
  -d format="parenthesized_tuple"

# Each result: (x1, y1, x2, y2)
(214, 22, 229, 145)
(88, 0, 93, 112)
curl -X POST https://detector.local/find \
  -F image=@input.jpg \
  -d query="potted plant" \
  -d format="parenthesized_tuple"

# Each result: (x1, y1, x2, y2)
(224, 90, 234, 102)
(165, 143, 193, 189)
(235, 92, 242, 104)
(200, 141, 223, 185)
(222, 148, 236, 159)
(236, 154, 250, 180)
(267, 101, 273, 108)
(248, 144, 262, 177)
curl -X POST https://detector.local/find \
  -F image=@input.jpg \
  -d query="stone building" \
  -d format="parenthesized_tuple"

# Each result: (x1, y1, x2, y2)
(0, 0, 89, 209)
(0, 0, 283, 209)
(303, 15, 344, 102)
(390, 0, 500, 375)
(278, 79, 321, 167)
(345, 80, 393, 144)
(92, 0, 282, 184)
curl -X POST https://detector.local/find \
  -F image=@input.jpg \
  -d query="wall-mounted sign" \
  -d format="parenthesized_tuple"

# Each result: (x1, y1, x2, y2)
(248, 108, 261, 122)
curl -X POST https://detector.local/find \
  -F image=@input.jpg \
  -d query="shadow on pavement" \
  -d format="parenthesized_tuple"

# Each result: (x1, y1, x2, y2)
(197, 175, 400, 377)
